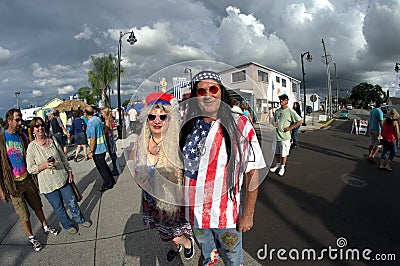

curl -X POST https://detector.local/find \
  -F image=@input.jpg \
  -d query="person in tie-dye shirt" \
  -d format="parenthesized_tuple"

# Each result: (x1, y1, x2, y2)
(0, 108, 58, 252)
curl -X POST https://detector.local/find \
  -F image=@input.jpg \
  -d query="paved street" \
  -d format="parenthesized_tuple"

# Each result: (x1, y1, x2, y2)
(0, 113, 399, 265)
(248, 117, 399, 266)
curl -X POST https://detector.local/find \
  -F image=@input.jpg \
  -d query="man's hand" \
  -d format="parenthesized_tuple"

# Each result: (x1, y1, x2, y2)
(0, 190, 9, 203)
(87, 152, 93, 160)
(237, 213, 254, 233)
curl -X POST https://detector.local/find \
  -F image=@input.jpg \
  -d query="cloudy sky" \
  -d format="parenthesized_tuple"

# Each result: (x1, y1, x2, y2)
(1, 0, 399, 117)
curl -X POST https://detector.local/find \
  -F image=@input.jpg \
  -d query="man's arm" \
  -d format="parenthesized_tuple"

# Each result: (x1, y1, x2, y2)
(283, 119, 303, 132)
(87, 137, 96, 159)
(237, 169, 259, 232)
(0, 168, 9, 203)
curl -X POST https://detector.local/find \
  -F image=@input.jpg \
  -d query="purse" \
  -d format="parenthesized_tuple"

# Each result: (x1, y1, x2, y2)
(51, 138, 83, 202)
(70, 181, 83, 202)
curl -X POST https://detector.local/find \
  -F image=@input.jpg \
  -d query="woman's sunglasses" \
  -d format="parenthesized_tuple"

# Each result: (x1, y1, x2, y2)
(147, 114, 169, 121)
(34, 124, 45, 129)
(196, 85, 220, 96)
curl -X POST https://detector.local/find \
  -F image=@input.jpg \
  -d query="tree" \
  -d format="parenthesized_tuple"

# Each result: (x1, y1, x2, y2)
(349, 82, 386, 109)
(88, 54, 120, 107)
(122, 99, 130, 107)
(77, 86, 97, 105)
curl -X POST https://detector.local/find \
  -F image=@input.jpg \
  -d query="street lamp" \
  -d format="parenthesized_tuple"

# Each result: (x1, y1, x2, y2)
(117, 30, 137, 139)
(301, 51, 312, 126)
(395, 62, 400, 73)
(184, 67, 192, 91)
(15, 92, 20, 109)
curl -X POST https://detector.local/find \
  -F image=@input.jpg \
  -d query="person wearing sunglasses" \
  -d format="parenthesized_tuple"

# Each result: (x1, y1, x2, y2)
(26, 117, 92, 235)
(133, 92, 194, 263)
(179, 71, 266, 266)
(0, 109, 59, 252)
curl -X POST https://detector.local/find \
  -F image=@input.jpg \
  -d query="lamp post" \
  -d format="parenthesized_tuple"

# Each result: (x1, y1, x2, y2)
(117, 30, 137, 139)
(184, 67, 192, 91)
(395, 62, 400, 73)
(15, 92, 20, 109)
(301, 51, 312, 126)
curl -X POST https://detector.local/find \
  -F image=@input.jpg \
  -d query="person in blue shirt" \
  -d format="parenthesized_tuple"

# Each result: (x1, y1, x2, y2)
(368, 101, 384, 163)
(84, 106, 115, 192)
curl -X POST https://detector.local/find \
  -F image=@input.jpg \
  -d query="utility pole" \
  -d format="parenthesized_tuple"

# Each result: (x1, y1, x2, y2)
(334, 62, 339, 111)
(321, 38, 332, 118)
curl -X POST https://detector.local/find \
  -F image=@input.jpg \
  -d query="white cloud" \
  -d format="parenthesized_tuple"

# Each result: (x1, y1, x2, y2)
(31, 89, 43, 97)
(74, 24, 93, 40)
(215, 6, 295, 67)
(0, 46, 11, 65)
(57, 85, 75, 95)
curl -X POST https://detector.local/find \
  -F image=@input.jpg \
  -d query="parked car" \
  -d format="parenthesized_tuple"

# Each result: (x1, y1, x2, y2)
(346, 104, 353, 110)
(339, 109, 350, 120)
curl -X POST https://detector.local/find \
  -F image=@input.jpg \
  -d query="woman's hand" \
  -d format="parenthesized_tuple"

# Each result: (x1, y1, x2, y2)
(68, 170, 74, 183)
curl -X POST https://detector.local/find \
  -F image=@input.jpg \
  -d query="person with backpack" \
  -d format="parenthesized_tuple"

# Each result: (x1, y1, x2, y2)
(50, 110, 68, 154)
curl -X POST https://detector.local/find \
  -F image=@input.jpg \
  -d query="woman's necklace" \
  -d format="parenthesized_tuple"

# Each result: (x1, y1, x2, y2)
(148, 135, 163, 155)
(36, 138, 47, 147)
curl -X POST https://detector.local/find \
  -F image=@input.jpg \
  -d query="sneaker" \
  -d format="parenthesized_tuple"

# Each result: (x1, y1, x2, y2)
(67, 227, 78, 234)
(277, 167, 286, 176)
(29, 237, 42, 252)
(43, 226, 59, 236)
(81, 220, 92, 228)
(184, 236, 195, 259)
(269, 165, 280, 173)
(385, 165, 393, 172)
(166, 244, 182, 263)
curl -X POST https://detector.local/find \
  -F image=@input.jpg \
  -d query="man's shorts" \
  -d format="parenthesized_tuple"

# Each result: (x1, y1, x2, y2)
(275, 139, 291, 157)
(369, 130, 381, 147)
(10, 178, 43, 222)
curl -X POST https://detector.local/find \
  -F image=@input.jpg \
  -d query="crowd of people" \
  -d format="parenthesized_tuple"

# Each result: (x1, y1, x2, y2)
(368, 101, 400, 171)
(3, 68, 397, 265)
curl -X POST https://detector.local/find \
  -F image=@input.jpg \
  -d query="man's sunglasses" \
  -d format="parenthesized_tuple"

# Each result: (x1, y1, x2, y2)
(196, 85, 220, 96)
(14, 118, 22, 122)
(147, 114, 169, 121)
(34, 124, 45, 129)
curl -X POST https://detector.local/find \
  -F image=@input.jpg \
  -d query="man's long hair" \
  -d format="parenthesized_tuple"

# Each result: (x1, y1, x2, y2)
(179, 81, 246, 199)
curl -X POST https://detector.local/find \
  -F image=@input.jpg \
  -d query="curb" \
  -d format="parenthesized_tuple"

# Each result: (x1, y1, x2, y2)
(319, 118, 335, 129)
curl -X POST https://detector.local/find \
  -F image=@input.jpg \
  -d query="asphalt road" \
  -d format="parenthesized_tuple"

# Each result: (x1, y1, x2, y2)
(244, 117, 400, 266)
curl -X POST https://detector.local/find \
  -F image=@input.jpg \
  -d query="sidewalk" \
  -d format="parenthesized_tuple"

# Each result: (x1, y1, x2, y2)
(0, 133, 261, 266)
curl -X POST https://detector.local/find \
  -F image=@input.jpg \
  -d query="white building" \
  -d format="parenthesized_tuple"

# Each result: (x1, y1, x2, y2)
(219, 62, 301, 122)
(20, 107, 40, 120)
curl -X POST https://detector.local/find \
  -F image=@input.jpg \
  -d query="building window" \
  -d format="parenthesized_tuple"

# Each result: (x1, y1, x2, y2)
(292, 83, 297, 92)
(282, 78, 286, 88)
(276, 76, 280, 83)
(232, 70, 246, 82)
(257, 70, 268, 82)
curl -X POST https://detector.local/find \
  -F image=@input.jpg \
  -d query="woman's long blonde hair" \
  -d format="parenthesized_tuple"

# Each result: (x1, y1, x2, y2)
(134, 100, 184, 207)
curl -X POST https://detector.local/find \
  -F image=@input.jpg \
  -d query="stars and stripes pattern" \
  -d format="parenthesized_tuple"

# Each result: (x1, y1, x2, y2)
(172, 80, 189, 100)
(183, 115, 266, 229)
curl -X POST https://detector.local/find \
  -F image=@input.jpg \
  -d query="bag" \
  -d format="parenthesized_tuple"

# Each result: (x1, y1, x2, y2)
(379, 138, 384, 145)
(70, 181, 82, 202)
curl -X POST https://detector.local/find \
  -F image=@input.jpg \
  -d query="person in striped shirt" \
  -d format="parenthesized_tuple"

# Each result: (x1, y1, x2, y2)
(180, 71, 266, 265)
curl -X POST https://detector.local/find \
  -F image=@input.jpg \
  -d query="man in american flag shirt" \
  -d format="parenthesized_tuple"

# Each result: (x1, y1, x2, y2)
(179, 71, 266, 265)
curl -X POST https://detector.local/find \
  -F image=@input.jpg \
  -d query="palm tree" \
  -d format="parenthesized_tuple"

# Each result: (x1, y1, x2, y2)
(88, 54, 121, 107)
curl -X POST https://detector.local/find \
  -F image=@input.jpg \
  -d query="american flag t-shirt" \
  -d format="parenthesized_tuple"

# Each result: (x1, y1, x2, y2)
(183, 115, 266, 229)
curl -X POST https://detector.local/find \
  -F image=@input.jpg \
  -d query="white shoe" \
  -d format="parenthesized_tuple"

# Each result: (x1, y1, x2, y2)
(278, 167, 286, 176)
(270, 165, 280, 173)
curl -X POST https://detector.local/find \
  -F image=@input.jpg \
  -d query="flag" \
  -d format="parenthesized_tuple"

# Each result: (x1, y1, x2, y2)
(172, 78, 189, 100)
